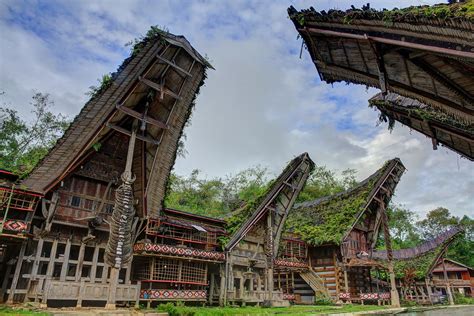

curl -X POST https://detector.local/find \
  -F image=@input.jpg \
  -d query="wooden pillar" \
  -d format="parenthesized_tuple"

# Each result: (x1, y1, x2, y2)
(343, 268, 349, 293)
(75, 243, 86, 282)
(7, 241, 27, 303)
(380, 203, 400, 308)
(257, 274, 262, 291)
(89, 245, 100, 283)
(239, 276, 244, 299)
(102, 264, 109, 284)
(219, 266, 226, 306)
(266, 211, 274, 301)
(60, 239, 71, 281)
(250, 276, 254, 293)
(209, 273, 215, 305)
(45, 240, 58, 277)
(425, 277, 433, 305)
(23, 239, 44, 302)
(76, 279, 85, 308)
(343, 267, 352, 303)
(106, 267, 120, 309)
(442, 259, 454, 305)
(0, 263, 13, 303)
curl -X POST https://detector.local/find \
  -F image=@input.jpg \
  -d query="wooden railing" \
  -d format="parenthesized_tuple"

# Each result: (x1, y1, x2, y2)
(42, 279, 140, 306)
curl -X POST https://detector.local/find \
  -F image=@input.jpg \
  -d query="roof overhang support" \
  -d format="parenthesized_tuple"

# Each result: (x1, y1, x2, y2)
(409, 57, 474, 104)
(322, 63, 474, 118)
(368, 40, 388, 94)
(139, 76, 182, 100)
(301, 27, 474, 59)
(106, 123, 160, 145)
(157, 55, 192, 78)
(116, 104, 168, 130)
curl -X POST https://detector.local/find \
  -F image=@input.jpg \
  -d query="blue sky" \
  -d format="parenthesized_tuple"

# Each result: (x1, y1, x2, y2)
(0, 0, 472, 217)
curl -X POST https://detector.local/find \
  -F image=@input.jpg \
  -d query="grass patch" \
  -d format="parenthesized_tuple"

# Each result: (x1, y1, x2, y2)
(157, 303, 387, 316)
(0, 306, 50, 315)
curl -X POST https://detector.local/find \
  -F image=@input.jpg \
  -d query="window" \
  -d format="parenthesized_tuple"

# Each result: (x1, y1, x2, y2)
(70, 196, 81, 207)
(83, 199, 95, 211)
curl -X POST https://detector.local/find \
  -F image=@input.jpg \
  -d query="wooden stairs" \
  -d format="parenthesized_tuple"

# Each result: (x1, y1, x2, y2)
(299, 268, 332, 301)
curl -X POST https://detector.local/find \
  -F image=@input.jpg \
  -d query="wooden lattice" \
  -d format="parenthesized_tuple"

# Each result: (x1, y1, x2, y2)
(134, 257, 207, 285)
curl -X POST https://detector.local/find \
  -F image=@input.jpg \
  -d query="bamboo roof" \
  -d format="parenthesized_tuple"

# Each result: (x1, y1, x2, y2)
(225, 153, 315, 252)
(287, 158, 405, 246)
(370, 92, 474, 160)
(288, 1, 474, 124)
(373, 226, 464, 278)
(21, 30, 211, 217)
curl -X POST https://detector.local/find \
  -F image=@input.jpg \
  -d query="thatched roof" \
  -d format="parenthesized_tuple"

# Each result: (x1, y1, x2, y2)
(373, 226, 464, 278)
(288, 1, 474, 124)
(225, 153, 315, 252)
(22, 29, 211, 217)
(287, 158, 405, 246)
(370, 93, 474, 160)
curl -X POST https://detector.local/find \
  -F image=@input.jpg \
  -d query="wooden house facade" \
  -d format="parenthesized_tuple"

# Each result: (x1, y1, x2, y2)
(373, 226, 464, 305)
(281, 158, 406, 306)
(431, 258, 473, 298)
(0, 30, 211, 307)
(222, 153, 315, 307)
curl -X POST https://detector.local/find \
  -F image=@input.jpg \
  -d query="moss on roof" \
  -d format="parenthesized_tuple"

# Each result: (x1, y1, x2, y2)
(370, 97, 474, 134)
(223, 153, 314, 245)
(285, 160, 396, 246)
(288, 1, 474, 27)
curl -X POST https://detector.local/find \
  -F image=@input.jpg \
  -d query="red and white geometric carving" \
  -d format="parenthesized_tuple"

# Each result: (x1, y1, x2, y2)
(283, 293, 296, 300)
(360, 293, 378, 300)
(140, 289, 207, 300)
(274, 259, 308, 268)
(379, 292, 390, 299)
(339, 292, 351, 300)
(3, 220, 27, 232)
(134, 243, 225, 261)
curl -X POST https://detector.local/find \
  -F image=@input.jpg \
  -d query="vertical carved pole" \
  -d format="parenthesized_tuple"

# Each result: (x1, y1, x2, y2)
(380, 203, 400, 307)
(266, 210, 274, 302)
(106, 121, 138, 309)
(442, 258, 454, 305)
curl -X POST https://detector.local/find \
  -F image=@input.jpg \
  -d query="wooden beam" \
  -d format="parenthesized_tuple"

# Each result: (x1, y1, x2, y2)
(410, 57, 474, 103)
(106, 123, 160, 145)
(139, 76, 181, 100)
(369, 41, 388, 93)
(301, 27, 474, 59)
(156, 55, 192, 77)
(116, 104, 168, 129)
(321, 63, 474, 117)
(7, 241, 27, 303)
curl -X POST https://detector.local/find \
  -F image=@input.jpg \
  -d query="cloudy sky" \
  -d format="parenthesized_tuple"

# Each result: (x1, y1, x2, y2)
(1, 0, 472, 218)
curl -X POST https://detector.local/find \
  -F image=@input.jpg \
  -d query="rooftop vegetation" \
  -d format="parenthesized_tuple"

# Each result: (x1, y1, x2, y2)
(284, 160, 393, 246)
(289, 1, 474, 27)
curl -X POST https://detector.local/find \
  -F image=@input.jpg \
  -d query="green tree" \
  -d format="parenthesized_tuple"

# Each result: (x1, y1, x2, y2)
(297, 166, 357, 202)
(386, 205, 421, 249)
(0, 92, 69, 177)
(417, 208, 473, 267)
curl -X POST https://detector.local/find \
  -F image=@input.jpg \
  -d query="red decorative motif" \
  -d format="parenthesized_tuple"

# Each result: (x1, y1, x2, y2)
(274, 259, 308, 268)
(134, 243, 225, 261)
(339, 292, 351, 300)
(283, 293, 296, 300)
(360, 293, 378, 300)
(379, 292, 391, 299)
(140, 289, 207, 300)
(3, 220, 27, 232)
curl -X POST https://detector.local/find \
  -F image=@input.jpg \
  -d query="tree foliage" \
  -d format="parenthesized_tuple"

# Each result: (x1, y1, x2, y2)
(0, 92, 69, 177)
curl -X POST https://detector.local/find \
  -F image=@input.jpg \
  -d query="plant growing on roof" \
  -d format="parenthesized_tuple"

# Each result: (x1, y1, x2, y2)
(86, 73, 113, 99)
